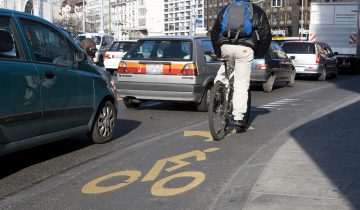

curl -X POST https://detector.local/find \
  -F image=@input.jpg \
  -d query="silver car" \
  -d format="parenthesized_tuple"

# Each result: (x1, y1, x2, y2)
(117, 36, 221, 111)
(281, 41, 338, 80)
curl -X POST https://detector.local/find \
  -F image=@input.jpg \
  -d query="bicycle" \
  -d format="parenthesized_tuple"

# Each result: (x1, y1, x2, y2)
(208, 58, 251, 141)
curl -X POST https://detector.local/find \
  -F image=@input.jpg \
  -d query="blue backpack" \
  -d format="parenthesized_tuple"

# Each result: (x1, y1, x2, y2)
(221, 1, 253, 41)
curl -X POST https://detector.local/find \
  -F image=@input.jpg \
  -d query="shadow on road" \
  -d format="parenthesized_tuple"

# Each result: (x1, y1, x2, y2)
(0, 119, 140, 179)
(112, 119, 141, 138)
(287, 75, 360, 208)
(249, 106, 271, 126)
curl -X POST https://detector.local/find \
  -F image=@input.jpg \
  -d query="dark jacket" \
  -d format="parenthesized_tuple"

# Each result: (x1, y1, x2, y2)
(211, 1, 272, 58)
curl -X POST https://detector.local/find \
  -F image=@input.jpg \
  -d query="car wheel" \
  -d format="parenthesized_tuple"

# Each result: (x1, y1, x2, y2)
(263, 74, 275, 93)
(96, 56, 104, 67)
(318, 68, 327, 81)
(106, 69, 114, 75)
(332, 67, 338, 78)
(286, 70, 296, 87)
(197, 85, 212, 112)
(123, 98, 141, 108)
(88, 101, 116, 144)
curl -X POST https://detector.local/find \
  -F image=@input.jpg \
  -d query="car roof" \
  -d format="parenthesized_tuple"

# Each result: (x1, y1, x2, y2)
(282, 41, 315, 44)
(113, 40, 137, 43)
(77, 33, 113, 37)
(138, 36, 210, 41)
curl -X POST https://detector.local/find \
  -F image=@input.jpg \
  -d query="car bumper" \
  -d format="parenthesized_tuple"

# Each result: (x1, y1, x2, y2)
(117, 82, 205, 102)
(294, 64, 322, 74)
(104, 59, 121, 70)
(250, 69, 271, 82)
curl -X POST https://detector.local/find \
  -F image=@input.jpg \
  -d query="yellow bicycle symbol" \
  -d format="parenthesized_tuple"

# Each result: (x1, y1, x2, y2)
(82, 147, 219, 196)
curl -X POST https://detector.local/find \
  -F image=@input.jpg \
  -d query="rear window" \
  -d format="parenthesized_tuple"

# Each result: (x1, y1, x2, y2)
(109, 42, 136, 52)
(282, 42, 315, 54)
(124, 40, 192, 61)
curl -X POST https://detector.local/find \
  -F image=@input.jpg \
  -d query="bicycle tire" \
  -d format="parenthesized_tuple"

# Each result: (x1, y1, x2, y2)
(208, 82, 228, 141)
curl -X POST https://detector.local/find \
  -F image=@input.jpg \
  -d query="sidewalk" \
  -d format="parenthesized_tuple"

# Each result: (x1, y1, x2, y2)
(214, 98, 360, 210)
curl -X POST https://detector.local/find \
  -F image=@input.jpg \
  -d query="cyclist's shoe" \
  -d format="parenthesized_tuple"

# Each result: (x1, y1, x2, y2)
(234, 120, 247, 132)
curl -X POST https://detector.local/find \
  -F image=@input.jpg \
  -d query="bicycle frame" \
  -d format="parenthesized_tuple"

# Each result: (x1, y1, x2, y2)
(219, 59, 234, 120)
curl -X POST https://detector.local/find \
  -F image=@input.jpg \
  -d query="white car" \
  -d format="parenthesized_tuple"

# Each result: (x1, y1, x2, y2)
(75, 33, 114, 66)
(104, 40, 137, 74)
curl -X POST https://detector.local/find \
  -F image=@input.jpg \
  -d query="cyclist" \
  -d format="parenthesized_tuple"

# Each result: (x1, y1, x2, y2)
(79, 38, 98, 62)
(211, 0, 271, 129)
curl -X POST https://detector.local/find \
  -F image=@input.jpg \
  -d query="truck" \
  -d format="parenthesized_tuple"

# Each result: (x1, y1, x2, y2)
(309, 2, 360, 73)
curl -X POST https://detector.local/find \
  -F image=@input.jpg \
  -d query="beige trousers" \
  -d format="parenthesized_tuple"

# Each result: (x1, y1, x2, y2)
(214, 45, 254, 121)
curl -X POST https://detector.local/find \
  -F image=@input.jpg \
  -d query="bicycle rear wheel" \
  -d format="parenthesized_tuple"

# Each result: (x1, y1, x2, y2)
(208, 82, 229, 141)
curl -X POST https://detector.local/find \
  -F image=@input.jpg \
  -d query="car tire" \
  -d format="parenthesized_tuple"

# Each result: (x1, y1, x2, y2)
(96, 56, 104, 67)
(88, 101, 116, 144)
(286, 70, 296, 87)
(106, 69, 114, 75)
(318, 68, 327, 81)
(332, 67, 338, 78)
(123, 98, 141, 108)
(197, 85, 212, 112)
(263, 74, 275, 93)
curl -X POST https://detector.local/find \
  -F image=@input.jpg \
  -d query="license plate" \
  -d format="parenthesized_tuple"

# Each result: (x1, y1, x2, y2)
(146, 64, 163, 74)
(295, 67, 305, 72)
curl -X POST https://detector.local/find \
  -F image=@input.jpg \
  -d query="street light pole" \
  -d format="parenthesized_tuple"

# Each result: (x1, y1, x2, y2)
(83, 0, 86, 33)
(101, 0, 104, 32)
(301, 0, 304, 37)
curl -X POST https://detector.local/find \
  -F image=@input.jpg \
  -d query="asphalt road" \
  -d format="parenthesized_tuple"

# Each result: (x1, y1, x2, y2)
(0, 73, 359, 209)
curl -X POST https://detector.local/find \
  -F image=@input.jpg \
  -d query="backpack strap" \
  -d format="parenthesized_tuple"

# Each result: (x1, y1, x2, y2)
(247, 2, 254, 20)
(233, 29, 241, 43)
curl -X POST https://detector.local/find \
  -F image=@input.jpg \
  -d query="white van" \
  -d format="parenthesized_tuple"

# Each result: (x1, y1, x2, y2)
(75, 33, 114, 66)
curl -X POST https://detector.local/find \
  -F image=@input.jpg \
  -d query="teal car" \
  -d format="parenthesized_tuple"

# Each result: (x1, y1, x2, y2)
(0, 9, 118, 156)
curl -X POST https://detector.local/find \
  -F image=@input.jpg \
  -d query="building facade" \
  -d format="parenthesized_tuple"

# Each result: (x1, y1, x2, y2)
(204, 0, 360, 38)
(164, 0, 204, 36)
(111, 0, 164, 40)
(0, 0, 54, 22)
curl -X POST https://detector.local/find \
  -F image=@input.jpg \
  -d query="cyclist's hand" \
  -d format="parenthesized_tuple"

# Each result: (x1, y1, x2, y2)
(209, 51, 220, 59)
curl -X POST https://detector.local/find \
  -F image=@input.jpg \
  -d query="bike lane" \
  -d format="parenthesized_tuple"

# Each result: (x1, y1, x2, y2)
(3, 78, 360, 210)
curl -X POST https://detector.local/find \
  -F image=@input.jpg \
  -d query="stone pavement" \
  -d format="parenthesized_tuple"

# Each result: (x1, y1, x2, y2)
(214, 97, 360, 210)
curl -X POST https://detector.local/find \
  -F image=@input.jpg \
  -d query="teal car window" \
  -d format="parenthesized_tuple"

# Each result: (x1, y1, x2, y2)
(0, 16, 20, 60)
(21, 19, 74, 66)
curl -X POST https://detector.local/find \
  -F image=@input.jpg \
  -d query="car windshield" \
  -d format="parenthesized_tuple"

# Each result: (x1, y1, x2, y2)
(282, 42, 315, 54)
(124, 40, 192, 61)
(75, 35, 101, 45)
(109, 42, 136, 52)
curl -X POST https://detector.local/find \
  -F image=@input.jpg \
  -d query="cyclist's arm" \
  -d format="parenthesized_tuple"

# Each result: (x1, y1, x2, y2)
(211, 6, 227, 58)
(254, 11, 272, 58)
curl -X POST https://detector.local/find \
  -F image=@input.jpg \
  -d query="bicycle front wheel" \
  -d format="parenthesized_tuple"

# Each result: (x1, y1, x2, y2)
(208, 81, 228, 141)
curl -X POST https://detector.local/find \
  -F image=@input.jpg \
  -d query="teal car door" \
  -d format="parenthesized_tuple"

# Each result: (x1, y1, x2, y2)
(19, 18, 94, 134)
(0, 15, 42, 143)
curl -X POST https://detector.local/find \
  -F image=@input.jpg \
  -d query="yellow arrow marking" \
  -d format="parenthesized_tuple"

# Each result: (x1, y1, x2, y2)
(184, 131, 213, 141)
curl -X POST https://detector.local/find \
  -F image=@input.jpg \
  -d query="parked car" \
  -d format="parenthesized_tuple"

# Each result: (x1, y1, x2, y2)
(104, 40, 137, 75)
(75, 33, 114, 66)
(117, 36, 221, 111)
(251, 41, 296, 92)
(281, 41, 338, 80)
(0, 9, 117, 156)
